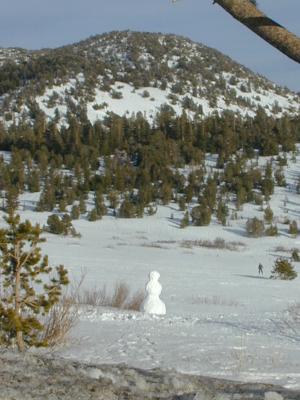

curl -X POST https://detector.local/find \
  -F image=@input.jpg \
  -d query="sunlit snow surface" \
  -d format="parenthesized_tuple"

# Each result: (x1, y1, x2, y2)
(8, 150, 300, 389)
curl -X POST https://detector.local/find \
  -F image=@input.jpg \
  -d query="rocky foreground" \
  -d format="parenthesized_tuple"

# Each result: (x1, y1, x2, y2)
(0, 352, 299, 400)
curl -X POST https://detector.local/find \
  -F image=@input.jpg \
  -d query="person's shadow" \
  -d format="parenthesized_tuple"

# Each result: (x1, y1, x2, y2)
(235, 274, 269, 280)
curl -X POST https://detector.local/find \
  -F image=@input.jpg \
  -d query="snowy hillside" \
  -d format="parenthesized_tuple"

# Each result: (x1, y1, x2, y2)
(1, 29, 300, 393)
(6, 147, 300, 390)
(0, 31, 299, 128)
(0, 47, 32, 66)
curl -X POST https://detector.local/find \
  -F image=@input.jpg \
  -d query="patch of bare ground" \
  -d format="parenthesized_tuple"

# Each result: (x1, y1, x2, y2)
(0, 352, 299, 400)
(180, 237, 245, 251)
(141, 238, 245, 251)
(273, 246, 299, 253)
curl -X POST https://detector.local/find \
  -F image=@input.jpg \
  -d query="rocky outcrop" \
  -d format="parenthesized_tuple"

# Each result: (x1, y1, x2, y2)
(0, 352, 298, 400)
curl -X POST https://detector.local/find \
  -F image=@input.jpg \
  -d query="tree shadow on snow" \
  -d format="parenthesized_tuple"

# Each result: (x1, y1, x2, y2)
(167, 217, 181, 229)
(269, 252, 291, 260)
(224, 227, 248, 238)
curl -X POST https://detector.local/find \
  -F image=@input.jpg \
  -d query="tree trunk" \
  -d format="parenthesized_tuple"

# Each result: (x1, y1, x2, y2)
(16, 331, 25, 353)
(15, 262, 25, 352)
(214, 0, 300, 63)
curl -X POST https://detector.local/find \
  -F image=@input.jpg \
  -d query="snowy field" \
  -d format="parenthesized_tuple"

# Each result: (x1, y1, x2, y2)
(6, 152, 300, 390)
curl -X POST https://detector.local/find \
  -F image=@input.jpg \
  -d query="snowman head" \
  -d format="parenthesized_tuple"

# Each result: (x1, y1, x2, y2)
(149, 270, 160, 281)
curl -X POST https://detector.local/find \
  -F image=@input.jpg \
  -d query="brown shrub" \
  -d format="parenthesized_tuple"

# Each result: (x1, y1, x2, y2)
(41, 294, 79, 347)
(180, 237, 245, 251)
(111, 282, 130, 308)
(124, 290, 145, 311)
(77, 281, 144, 311)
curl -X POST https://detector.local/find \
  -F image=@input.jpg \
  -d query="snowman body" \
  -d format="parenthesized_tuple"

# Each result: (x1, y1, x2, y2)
(140, 271, 166, 315)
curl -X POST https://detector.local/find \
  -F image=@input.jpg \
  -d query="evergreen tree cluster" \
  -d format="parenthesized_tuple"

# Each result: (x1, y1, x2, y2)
(0, 108, 298, 226)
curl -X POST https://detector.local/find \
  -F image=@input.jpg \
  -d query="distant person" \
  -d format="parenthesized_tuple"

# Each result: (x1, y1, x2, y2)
(258, 263, 263, 276)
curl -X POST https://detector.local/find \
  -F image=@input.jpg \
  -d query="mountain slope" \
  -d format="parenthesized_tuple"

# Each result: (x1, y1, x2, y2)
(0, 31, 299, 128)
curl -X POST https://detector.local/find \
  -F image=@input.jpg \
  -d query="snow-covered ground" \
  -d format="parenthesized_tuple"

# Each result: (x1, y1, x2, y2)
(34, 79, 300, 128)
(6, 151, 300, 390)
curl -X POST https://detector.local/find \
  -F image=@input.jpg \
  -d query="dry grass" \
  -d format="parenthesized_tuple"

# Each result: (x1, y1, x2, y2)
(181, 237, 245, 251)
(140, 242, 169, 249)
(274, 246, 299, 253)
(41, 294, 79, 347)
(192, 295, 241, 307)
(274, 245, 289, 252)
(274, 302, 300, 341)
(111, 282, 130, 308)
(40, 278, 144, 347)
(77, 285, 110, 307)
(40, 275, 86, 347)
(77, 281, 144, 311)
(156, 240, 177, 245)
(140, 238, 245, 251)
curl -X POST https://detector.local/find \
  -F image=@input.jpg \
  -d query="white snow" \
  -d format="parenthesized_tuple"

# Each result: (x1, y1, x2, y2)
(265, 392, 284, 400)
(2, 149, 300, 390)
(1, 70, 299, 129)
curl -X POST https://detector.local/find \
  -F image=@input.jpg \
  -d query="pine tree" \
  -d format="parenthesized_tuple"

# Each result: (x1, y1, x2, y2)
(180, 211, 189, 228)
(289, 220, 298, 236)
(178, 196, 186, 211)
(88, 208, 101, 221)
(107, 190, 119, 210)
(119, 196, 137, 218)
(36, 182, 56, 212)
(5, 187, 19, 214)
(71, 205, 80, 220)
(0, 212, 69, 351)
(264, 206, 274, 224)
(191, 204, 211, 226)
(261, 163, 274, 200)
(216, 199, 228, 226)
(94, 191, 107, 217)
(274, 168, 286, 187)
(246, 217, 265, 237)
(265, 224, 278, 236)
(270, 258, 297, 280)
(235, 183, 247, 210)
(291, 249, 300, 262)
(46, 214, 78, 236)
(58, 198, 67, 212)
(79, 196, 87, 214)
(203, 177, 217, 210)
(160, 182, 173, 205)
(27, 169, 40, 193)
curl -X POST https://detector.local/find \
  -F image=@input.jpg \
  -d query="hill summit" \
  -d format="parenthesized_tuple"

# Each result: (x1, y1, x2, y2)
(0, 30, 299, 127)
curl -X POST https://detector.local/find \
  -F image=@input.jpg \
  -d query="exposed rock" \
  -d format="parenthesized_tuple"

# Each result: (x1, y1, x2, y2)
(0, 351, 298, 400)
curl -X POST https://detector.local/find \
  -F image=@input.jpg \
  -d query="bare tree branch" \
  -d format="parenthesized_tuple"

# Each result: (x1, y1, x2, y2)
(212, 0, 300, 63)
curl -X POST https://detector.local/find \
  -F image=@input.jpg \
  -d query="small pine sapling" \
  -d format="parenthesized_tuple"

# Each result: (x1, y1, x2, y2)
(270, 258, 297, 280)
(180, 211, 189, 229)
(289, 220, 298, 236)
(178, 196, 186, 211)
(0, 212, 69, 351)
(265, 224, 278, 236)
(246, 217, 265, 237)
(216, 200, 228, 226)
(264, 206, 273, 224)
(291, 249, 300, 262)
(71, 205, 80, 220)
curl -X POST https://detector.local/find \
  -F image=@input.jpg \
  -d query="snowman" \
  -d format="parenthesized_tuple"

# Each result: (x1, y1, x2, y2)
(140, 271, 166, 315)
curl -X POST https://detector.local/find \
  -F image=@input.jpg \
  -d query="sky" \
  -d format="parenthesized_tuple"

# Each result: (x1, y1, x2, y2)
(0, 0, 299, 92)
